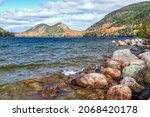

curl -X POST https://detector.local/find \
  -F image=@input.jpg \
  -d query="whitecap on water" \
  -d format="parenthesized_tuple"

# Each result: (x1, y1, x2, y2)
(63, 68, 84, 76)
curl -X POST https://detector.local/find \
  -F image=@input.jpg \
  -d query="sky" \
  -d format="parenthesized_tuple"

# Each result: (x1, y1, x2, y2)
(0, 0, 149, 32)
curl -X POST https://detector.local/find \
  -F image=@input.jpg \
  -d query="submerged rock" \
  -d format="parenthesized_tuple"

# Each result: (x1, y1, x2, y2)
(71, 73, 108, 89)
(42, 85, 57, 99)
(112, 49, 138, 64)
(106, 85, 132, 100)
(28, 82, 42, 92)
(120, 77, 144, 93)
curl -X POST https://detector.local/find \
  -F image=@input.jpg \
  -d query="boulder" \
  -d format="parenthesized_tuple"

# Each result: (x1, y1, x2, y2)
(112, 49, 139, 64)
(131, 39, 137, 46)
(103, 68, 121, 80)
(123, 64, 144, 77)
(56, 82, 68, 89)
(124, 39, 130, 44)
(28, 82, 42, 92)
(42, 85, 57, 99)
(120, 77, 144, 92)
(136, 66, 150, 85)
(107, 60, 121, 70)
(106, 85, 132, 100)
(137, 41, 144, 47)
(71, 73, 108, 89)
(138, 87, 150, 100)
(118, 40, 128, 46)
(130, 46, 145, 56)
(139, 51, 150, 65)
(130, 60, 145, 66)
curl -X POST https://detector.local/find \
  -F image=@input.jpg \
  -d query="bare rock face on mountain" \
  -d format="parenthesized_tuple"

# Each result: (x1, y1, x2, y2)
(15, 23, 83, 37)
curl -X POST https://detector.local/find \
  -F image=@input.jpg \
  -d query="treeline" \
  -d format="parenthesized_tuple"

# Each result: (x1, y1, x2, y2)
(0, 31, 14, 37)
(137, 20, 150, 39)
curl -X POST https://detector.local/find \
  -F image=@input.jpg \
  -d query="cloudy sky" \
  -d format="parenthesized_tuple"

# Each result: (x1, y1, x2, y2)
(0, 0, 149, 32)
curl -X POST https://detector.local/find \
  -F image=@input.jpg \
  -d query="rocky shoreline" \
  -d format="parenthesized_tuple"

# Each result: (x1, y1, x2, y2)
(0, 39, 150, 100)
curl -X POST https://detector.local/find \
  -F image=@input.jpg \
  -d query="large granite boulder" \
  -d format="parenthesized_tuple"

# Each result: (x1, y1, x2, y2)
(107, 60, 121, 70)
(112, 49, 138, 64)
(103, 68, 121, 80)
(130, 60, 145, 66)
(106, 85, 132, 100)
(123, 64, 144, 77)
(71, 73, 108, 89)
(136, 66, 150, 86)
(139, 51, 150, 65)
(120, 77, 144, 93)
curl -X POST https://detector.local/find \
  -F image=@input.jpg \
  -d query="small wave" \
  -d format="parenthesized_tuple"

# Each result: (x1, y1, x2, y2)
(63, 68, 84, 76)
(0, 64, 44, 71)
(0, 45, 10, 48)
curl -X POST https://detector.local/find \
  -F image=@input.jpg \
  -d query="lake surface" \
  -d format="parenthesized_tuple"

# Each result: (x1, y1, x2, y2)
(0, 37, 128, 84)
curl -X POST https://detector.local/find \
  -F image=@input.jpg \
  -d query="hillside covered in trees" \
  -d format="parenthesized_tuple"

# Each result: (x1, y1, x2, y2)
(85, 1, 150, 38)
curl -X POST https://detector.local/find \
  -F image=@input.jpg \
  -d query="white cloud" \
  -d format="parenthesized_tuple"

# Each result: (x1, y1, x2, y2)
(0, 0, 149, 32)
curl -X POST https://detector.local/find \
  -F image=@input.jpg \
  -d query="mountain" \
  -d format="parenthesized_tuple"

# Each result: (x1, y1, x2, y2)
(85, 1, 150, 37)
(0, 27, 14, 37)
(16, 23, 83, 37)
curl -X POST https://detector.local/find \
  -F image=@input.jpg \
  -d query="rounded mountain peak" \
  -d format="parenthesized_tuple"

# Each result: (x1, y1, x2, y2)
(54, 22, 70, 30)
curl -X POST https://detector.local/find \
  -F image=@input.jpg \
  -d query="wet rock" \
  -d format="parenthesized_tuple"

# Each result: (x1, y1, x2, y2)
(106, 85, 132, 100)
(56, 82, 68, 89)
(87, 93, 99, 100)
(112, 49, 139, 64)
(71, 73, 108, 89)
(103, 68, 121, 80)
(28, 82, 42, 92)
(107, 60, 121, 70)
(95, 64, 101, 73)
(94, 89, 106, 100)
(123, 65, 144, 77)
(42, 85, 57, 99)
(120, 77, 144, 93)
(131, 39, 137, 46)
(75, 88, 106, 100)
(22, 79, 36, 84)
(118, 40, 128, 46)
(124, 39, 130, 44)
(139, 51, 150, 65)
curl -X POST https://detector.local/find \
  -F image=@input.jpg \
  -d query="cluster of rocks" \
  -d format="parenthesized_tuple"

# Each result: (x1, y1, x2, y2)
(70, 46, 150, 100)
(0, 39, 149, 100)
(112, 39, 150, 49)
